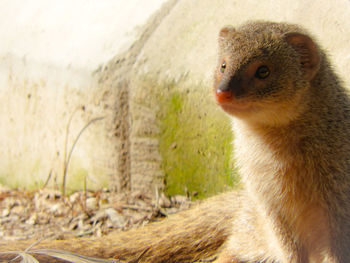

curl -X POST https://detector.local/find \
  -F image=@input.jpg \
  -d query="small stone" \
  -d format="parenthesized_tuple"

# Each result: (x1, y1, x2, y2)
(69, 192, 81, 204)
(90, 210, 107, 224)
(171, 195, 189, 205)
(105, 208, 126, 228)
(86, 197, 98, 210)
(25, 214, 37, 225)
(50, 203, 65, 216)
(158, 193, 171, 208)
(1, 208, 10, 217)
(11, 205, 24, 215)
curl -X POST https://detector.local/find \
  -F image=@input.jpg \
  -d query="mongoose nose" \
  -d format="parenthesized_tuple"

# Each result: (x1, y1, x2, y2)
(217, 79, 231, 93)
(215, 88, 233, 103)
(216, 78, 233, 103)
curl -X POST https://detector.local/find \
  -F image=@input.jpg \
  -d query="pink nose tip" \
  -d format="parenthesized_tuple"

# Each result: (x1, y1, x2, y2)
(215, 89, 233, 103)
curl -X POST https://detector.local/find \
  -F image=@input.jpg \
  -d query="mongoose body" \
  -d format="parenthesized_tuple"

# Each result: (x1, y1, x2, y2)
(1, 21, 350, 263)
(214, 21, 350, 262)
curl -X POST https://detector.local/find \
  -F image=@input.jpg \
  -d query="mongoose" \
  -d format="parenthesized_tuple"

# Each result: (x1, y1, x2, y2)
(1, 21, 350, 263)
(213, 21, 350, 263)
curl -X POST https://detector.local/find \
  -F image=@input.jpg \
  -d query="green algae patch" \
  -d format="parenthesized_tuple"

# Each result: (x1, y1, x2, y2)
(0, 159, 45, 189)
(0, 174, 44, 189)
(156, 80, 239, 199)
(0, 157, 109, 194)
(63, 158, 110, 195)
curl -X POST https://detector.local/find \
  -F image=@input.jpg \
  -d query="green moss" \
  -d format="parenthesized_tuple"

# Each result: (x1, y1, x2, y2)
(0, 173, 44, 190)
(157, 81, 239, 199)
(63, 158, 89, 194)
(0, 175, 18, 188)
(66, 169, 88, 193)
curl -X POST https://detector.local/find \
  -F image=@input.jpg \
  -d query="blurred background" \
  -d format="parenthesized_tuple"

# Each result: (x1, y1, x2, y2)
(0, 0, 349, 200)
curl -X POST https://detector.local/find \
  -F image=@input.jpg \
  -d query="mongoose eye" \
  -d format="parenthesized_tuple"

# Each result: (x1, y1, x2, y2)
(255, 66, 270, 79)
(220, 62, 226, 73)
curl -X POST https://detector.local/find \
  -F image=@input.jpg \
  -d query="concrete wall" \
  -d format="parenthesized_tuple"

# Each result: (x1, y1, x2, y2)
(0, 0, 168, 192)
(1, 0, 350, 197)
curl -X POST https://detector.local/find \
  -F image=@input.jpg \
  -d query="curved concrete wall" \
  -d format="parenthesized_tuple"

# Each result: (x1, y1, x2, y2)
(0, 0, 168, 191)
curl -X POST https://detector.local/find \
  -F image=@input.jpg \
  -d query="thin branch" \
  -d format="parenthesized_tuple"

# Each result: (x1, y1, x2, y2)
(62, 116, 104, 195)
(62, 109, 80, 195)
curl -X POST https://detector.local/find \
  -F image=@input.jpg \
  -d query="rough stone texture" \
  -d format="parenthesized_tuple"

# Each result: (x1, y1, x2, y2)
(94, 0, 179, 194)
(0, 0, 169, 192)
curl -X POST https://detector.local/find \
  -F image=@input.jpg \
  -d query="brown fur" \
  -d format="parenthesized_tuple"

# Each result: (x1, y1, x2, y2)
(0, 192, 242, 262)
(214, 21, 350, 262)
(1, 21, 350, 263)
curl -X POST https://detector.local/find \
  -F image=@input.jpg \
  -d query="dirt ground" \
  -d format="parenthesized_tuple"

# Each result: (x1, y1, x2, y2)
(0, 185, 191, 243)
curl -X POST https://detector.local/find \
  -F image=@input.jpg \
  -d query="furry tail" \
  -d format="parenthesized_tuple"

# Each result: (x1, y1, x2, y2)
(0, 191, 240, 263)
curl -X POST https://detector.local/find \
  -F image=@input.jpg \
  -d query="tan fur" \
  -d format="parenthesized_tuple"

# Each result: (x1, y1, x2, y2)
(0, 191, 242, 262)
(1, 21, 350, 263)
(215, 21, 350, 262)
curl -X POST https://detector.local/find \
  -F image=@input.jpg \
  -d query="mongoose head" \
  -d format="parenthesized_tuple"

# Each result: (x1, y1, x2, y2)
(214, 21, 321, 126)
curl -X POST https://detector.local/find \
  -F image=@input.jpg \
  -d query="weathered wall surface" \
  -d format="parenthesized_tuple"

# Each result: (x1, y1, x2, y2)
(1, 0, 350, 197)
(0, 0, 168, 192)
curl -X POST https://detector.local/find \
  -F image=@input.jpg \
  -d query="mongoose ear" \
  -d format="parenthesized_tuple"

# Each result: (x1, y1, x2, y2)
(285, 33, 320, 80)
(219, 26, 236, 39)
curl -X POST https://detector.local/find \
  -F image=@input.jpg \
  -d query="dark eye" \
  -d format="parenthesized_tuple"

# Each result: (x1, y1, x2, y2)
(220, 61, 226, 73)
(255, 65, 270, 79)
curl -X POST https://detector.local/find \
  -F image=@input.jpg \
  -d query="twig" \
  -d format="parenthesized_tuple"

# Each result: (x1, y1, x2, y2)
(62, 115, 104, 195)
(62, 109, 80, 195)
(121, 205, 153, 212)
(42, 169, 53, 189)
